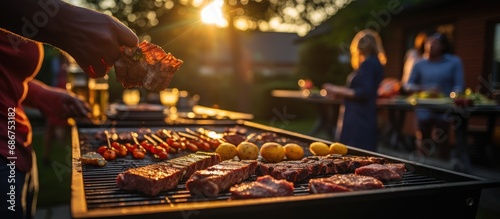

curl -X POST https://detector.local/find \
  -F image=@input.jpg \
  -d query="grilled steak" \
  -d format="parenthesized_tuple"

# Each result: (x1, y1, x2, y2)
(114, 40, 183, 91)
(256, 160, 320, 183)
(116, 152, 220, 196)
(255, 155, 386, 183)
(309, 174, 384, 193)
(355, 163, 406, 181)
(116, 162, 184, 196)
(230, 175, 294, 199)
(186, 160, 258, 197)
(168, 152, 221, 179)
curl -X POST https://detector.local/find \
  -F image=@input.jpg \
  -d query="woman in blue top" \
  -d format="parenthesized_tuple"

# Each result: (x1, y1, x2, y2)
(405, 33, 465, 159)
(323, 29, 386, 151)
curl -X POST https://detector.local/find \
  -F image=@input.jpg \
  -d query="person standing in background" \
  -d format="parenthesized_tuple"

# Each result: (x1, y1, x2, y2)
(401, 31, 427, 85)
(405, 32, 465, 159)
(322, 29, 386, 151)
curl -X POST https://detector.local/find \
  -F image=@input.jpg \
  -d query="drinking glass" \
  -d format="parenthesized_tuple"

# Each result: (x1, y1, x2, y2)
(160, 88, 179, 113)
(123, 89, 141, 106)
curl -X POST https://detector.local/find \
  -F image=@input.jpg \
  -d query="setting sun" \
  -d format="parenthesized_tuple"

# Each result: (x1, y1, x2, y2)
(201, 0, 228, 27)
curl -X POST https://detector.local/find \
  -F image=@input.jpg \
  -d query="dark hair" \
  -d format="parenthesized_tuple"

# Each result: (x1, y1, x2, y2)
(429, 32, 453, 54)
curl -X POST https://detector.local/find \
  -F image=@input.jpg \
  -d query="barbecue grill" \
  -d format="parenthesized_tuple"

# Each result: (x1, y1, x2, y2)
(70, 120, 500, 219)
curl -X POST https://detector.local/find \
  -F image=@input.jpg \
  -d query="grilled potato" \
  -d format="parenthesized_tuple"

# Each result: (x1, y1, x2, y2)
(236, 142, 259, 160)
(283, 143, 304, 160)
(260, 142, 285, 163)
(215, 143, 238, 161)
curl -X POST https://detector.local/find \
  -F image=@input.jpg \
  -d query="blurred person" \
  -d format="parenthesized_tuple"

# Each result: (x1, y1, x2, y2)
(401, 31, 427, 85)
(0, 0, 138, 218)
(405, 32, 465, 159)
(322, 29, 386, 151)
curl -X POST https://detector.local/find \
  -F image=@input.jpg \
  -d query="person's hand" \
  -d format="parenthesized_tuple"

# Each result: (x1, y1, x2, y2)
(54, 91, 91, 120)
(43, 2, 139, 78)
(322, 83, 343, 94)
(25, 80, 91, 124)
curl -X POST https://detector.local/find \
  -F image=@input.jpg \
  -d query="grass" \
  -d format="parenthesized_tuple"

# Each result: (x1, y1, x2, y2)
(32, 128, 72, 207)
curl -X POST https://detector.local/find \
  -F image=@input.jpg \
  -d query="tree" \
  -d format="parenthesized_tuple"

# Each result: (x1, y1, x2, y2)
(79, 0, 353, 111)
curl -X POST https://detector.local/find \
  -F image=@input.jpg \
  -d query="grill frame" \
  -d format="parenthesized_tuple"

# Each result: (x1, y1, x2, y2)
(71, 120, 499, 219)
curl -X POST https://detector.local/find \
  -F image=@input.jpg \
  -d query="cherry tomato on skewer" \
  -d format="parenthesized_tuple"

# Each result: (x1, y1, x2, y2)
(208, 139, 221, 149)
(124, 143, 135, 153)
(102, 149, 117, 160)
(198, 141, 211, 151)
(97, 145, 108, 155)
(111, 141, 121, 149)
(157, 151, 168, 160)
(116, 145, 128, 157)
(132, 147, 146, 159)
(185, 142, 198, 152)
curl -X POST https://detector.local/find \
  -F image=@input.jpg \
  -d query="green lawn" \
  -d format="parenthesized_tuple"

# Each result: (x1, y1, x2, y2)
(32, 129, 72, 207)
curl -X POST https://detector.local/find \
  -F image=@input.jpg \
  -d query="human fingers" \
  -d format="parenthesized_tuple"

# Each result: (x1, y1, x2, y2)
(77, 58, 109, 78)
(113, 17, 139, 48)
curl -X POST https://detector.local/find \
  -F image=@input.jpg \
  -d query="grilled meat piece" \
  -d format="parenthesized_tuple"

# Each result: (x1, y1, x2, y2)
(116, 162, 184, 196)
(169, 152, 221, 179)
(255, 155, 387, 183)
(116, 152, 220, 196)
(345, 156, 386, 171)
(223, 133, 247, 146)
(303, 155, 385, 173)
(115, 41, 183, 91)
(186, 160, 258, 197)
(230, 175, 294, 199)
(309, 174, 384, 194)
(355, 163, 406, 181)
(256, 160, 320, 183)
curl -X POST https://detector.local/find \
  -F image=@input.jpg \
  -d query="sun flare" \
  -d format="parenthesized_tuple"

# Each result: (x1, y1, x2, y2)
(201, 0, 228, 27)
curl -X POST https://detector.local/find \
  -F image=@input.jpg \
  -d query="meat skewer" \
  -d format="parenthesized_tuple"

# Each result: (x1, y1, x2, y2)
(102, 130, 117, 160)
(186, 128, 224, 149)
(143, 134, 169, 160)
(177, 131, 211, 151)
(150, 133, 177, 153)
(130, 132, 146, 159)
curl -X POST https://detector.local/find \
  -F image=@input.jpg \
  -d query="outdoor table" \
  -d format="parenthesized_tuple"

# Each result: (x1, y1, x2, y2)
(377, 98, 500, 172)
(271, 89, 341, 139)
(271, 89, 500, 172)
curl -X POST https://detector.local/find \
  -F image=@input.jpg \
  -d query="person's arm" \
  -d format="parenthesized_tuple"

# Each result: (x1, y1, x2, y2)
(322, 83, 355, 99)
(0, 0, 138, 78)
(23, 79, 90, 121)
(403, 62, 422, 93)
(452, 56, 465, 93)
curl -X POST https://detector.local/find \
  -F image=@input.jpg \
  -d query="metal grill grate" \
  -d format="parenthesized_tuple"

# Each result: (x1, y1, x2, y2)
(77, 125, 448, 210)
(81, 161, 447, 210)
